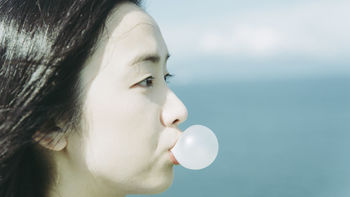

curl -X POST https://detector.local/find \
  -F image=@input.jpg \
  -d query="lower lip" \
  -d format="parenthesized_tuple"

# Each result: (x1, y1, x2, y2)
(168, 151, 179, 165)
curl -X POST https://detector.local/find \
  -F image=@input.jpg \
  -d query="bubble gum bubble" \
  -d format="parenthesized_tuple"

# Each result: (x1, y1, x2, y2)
(170, 125, 219, 170)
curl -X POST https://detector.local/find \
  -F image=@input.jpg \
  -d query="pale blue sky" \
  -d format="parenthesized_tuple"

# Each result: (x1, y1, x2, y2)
(144, 0, 350, 84)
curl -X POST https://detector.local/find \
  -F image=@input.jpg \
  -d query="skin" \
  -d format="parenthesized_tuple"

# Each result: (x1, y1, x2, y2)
(35, 2, 188, 197)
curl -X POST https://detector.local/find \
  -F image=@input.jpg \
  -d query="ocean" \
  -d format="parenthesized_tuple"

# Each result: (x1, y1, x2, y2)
(131, 75, 350, 197)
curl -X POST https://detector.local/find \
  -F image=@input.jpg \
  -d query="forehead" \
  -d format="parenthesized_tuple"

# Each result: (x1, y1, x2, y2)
(99, 2, 168, 67)
(79, 2, 168, 89)
(105, 2, 160, 40)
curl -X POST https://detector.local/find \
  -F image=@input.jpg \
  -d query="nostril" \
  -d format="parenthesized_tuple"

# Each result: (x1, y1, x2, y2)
(172, 119, 180, 125)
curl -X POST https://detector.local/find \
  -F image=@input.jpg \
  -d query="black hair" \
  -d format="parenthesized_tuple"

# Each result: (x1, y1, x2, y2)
(0, 0, 141, 196)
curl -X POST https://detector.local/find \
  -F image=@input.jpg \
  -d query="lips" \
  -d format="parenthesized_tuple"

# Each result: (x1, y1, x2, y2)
(168, 140, 179, 165)
(166, 129, 182, 165)
(168, 151, 179, 165)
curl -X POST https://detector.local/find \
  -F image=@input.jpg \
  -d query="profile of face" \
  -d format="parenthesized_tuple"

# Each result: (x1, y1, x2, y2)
(43, 2, 188, 197)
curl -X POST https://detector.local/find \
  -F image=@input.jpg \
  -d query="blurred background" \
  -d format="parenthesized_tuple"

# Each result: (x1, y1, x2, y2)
(131, 0, 350, 196)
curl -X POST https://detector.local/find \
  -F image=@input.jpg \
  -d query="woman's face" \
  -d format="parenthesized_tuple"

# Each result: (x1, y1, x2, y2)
(66, 2, 187, 196)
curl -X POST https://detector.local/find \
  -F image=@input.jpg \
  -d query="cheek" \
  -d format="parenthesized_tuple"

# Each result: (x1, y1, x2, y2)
(81, 81, 162, 181)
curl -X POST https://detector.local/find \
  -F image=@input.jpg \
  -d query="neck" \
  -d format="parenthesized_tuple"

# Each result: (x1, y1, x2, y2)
(47, 151, 126, 197)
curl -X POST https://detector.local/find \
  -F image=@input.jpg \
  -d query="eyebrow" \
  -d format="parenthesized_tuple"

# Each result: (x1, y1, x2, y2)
(130, 53, 170, 66)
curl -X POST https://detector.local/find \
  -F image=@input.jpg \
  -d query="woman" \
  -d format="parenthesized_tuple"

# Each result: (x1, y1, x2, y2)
(0, 0, 188, 197)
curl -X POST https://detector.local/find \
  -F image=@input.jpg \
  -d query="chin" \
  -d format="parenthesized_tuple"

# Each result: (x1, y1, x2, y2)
(132, 167, 174, 195)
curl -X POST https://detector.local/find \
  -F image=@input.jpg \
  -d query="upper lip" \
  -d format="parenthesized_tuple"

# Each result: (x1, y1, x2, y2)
(168, 129, 182, 151)
(168, 141, 176, 151)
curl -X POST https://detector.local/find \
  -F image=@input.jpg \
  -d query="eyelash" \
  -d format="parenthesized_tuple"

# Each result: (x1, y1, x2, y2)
(137, 73, 174, 88)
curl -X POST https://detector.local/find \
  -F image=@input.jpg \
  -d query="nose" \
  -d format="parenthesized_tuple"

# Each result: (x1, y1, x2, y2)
(160, 89, 188, 127)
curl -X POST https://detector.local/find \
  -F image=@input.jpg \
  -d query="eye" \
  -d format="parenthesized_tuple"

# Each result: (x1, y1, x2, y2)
(164, 73, 174, 83)
(137, 76, 155, 88)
